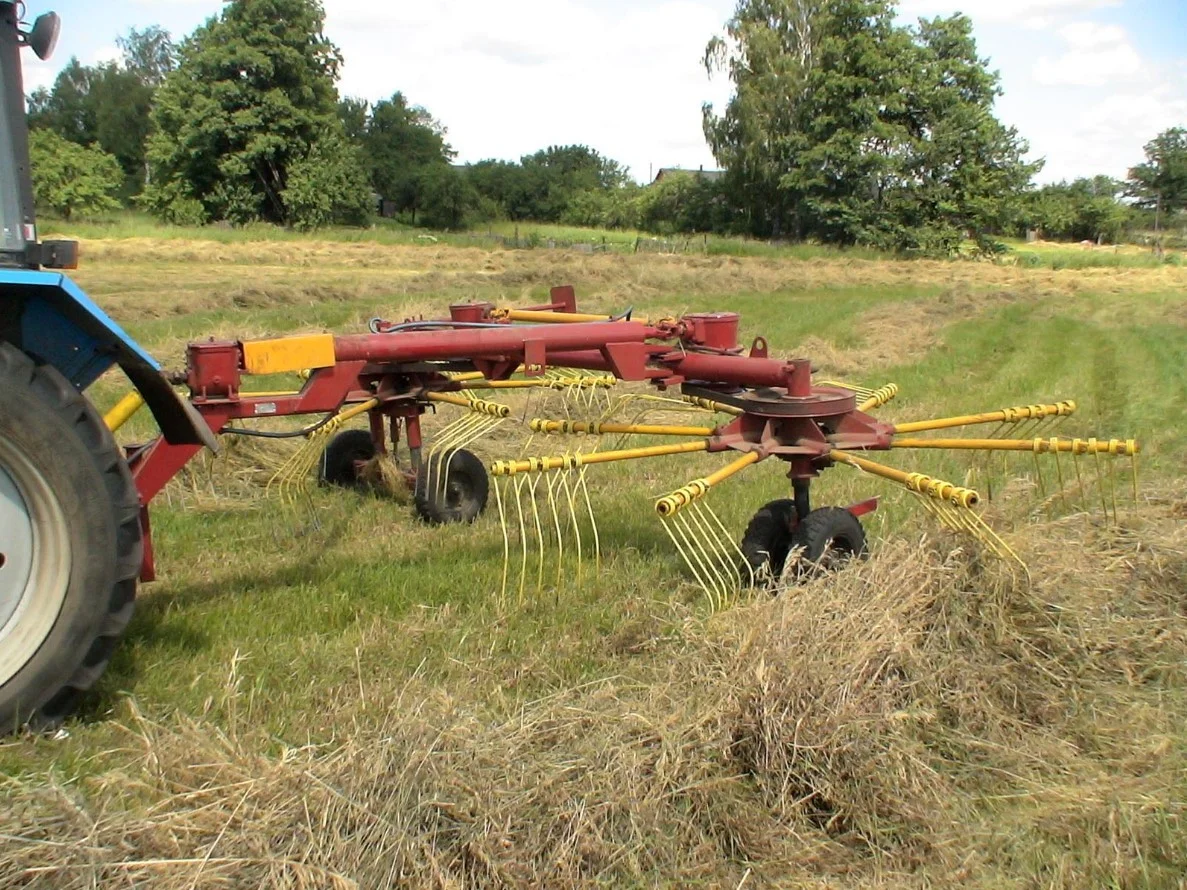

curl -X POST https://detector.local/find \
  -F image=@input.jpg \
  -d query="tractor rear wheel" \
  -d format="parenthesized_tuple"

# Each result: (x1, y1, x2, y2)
(414, 448, 488, 524)
(788, 507, 868, 578)
(0, 343, 141, 732)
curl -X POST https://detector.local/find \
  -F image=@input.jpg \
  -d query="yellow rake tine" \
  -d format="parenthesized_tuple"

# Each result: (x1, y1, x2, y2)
(1107, 457, 1119, 524)
(700, 503, 745, 607)
(915, 491, 952, 530)
(1092, 450, 1109, 518)
(1050, 439, 1069, 512)
(546, 471, 565, 590)
(965, 508, 1030, 579)
(687, 502, 735, 600)
(1131, 453, 1139, 505)
(704, 500, 755, 589)
(1031, 450, 1047, 505)
(494, 478, 511, 607)
(576, 467, 601, 577)
(660, 517, 715, 603)
(513, 475, 529, 606)
(682, 510, 730, 608)
(559, 471, 583, 586)
(668, 512, 714, 605)
(671, 512, 723, 609)
(1072, 452, 1088, 513)
(526, 474, 546, 593)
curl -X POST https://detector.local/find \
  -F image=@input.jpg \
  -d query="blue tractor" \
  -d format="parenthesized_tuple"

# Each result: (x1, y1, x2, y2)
(0, 4, 213, 731)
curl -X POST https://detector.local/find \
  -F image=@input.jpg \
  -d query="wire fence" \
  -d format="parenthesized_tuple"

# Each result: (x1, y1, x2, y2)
(450, 229, 715, 255)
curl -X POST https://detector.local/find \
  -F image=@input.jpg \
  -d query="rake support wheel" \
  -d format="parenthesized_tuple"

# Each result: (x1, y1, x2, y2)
(789, 507, 868, 577)
(414, 448, 489, 524)
(740, 498, 798, 583)
(319, 428, 376, 489)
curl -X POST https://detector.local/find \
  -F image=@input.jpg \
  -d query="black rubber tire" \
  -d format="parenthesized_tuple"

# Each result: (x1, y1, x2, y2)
(788, 507, 868, 578)
(414, 448, 489, 524)
(319, 428, 376, 489)
(0, 342, 141, 732)
(739, 498, 798, 583)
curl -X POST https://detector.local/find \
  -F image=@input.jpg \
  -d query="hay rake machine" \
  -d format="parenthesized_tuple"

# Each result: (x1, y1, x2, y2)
(118, 285, 1141, 612)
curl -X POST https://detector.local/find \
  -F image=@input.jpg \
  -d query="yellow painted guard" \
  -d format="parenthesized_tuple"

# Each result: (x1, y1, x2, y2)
(242, 334, 336, 376)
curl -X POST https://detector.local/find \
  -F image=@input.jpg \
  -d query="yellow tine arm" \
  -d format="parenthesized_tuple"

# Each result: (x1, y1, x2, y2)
(830, 449, 980, 507)
(426, 391, 512, 418)
(333, 398, 381, 426)
(104, 391, 146, 432)
(858, 383, 899, 412)
(891, 436, 1138, 456)
(492, 440, 709, 477)
(682, 396, 744, 416)
(893, 400, 1077, 434)
(530, 419, 715, 437)
(655, 450, 762, 516)
(465, 376, 616, 390)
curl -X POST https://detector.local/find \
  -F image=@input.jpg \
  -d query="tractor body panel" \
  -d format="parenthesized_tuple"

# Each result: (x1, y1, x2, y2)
(0, 269, 216, 448)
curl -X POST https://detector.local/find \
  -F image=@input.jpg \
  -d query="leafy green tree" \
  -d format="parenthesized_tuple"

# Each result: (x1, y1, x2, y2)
(27, 29, 174, 190)
(1127, 128, 1187, 221)
(1022, 177, 1131, 243)
(337, 97, 370, 144)
(143, 0, 347, 225)
(27, 59, 96, 146)
(285, 128, 374, 230)
(703, 0, 1035, 251)
(364, 93, 453, 222)
(418, 166, 478, 230)
(117, 26, 177, 87)
(519, 145, 629, 222)
(28, 128, 122, 220)
(882, 14, 1038, 251)
(467, 160, 539, 220)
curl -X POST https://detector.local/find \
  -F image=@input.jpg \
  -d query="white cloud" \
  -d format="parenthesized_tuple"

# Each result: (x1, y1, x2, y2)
(90, 44, 122, 66)
(899, 0, 1120, 29)
(1032, 21, 1142, 86)
(325, 0, 733, 180)
(1038, 81, 1187, 180)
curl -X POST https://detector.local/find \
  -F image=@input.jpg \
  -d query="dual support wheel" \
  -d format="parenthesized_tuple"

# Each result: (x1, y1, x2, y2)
(740, 499, 868, 584)
(318, 429, 489, 524)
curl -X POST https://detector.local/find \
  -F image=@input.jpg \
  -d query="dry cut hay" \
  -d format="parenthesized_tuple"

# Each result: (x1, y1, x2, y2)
(3, 491, 1186, 888)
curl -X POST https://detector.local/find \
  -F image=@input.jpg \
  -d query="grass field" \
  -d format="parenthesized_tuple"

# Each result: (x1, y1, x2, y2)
(2, 231, 1187, 888)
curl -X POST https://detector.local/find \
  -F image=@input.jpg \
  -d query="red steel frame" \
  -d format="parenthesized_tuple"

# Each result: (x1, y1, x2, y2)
(127, 286, 892, 579)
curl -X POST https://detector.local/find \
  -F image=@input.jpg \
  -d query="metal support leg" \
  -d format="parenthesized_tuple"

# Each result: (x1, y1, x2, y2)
(793, 477, 811, 522)
(369, 410, 387, 454)
(406, 412, 424, 474)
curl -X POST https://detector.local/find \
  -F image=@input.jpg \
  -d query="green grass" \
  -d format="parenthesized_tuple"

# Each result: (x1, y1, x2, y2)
(2, 232, 1186, 887)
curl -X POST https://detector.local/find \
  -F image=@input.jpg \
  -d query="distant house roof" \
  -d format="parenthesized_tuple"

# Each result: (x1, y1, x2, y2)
(653, 166, 725, 184)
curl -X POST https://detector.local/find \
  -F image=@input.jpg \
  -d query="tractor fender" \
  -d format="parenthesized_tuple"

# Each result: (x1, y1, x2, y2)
(0, 268, 217, 449)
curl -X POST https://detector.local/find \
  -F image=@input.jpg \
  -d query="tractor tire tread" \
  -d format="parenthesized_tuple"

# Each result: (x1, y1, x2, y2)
(0, 342, 141, 730)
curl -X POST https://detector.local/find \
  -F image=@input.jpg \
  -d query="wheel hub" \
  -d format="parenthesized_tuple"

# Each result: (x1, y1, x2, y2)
(0, 461, 34, 632)
(0, 436, 72, 687)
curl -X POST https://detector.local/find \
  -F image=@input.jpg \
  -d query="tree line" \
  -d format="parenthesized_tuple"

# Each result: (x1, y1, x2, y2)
(26, 0, 1187, 252)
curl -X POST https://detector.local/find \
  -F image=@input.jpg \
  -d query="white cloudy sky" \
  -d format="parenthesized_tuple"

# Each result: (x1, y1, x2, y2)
(27, 0, 1187, 184)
